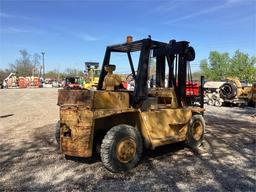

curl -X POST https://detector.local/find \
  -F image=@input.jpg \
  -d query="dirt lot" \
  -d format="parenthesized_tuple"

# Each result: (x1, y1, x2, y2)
(0, 88, 255, 191)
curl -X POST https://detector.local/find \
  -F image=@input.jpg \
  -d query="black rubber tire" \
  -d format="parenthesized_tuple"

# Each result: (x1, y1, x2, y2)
(100, 125, 143, 173)
(186, 115, 205, 149)
(214, 100, 222, 107)
(208, 99, 214, 106)
(219, 82, 237, 100)
(55, 120, 60, 147)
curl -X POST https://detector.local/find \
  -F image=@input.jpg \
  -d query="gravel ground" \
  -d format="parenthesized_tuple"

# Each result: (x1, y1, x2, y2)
(0, 88, 255, 191)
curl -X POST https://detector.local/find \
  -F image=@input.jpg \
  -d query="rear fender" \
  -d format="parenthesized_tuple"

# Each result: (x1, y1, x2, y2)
(60, 106, 94, 157)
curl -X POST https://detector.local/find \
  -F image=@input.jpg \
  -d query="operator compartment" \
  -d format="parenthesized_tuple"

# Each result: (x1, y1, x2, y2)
(57, 89, 130, 157)
(142, 88, 178, 110)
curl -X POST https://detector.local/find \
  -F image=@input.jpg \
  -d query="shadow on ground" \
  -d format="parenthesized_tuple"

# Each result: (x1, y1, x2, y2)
(0, 114, 14, 118)
(0, 113, 255, 191)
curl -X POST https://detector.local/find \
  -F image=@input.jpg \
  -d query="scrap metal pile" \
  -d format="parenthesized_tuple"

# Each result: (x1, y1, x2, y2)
(2, 73, 41, 89)
(204, 77, 256, 107)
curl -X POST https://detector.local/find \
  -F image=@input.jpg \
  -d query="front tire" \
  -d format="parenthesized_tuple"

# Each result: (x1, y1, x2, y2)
(100, 125, 143, 172)
(186, 115, 205, 149)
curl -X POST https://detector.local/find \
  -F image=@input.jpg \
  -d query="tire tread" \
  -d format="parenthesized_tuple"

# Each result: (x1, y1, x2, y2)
(100, 125, 142, 172)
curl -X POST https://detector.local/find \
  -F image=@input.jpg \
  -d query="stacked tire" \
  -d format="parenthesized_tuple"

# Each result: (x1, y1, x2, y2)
(219, 82, 237, 100)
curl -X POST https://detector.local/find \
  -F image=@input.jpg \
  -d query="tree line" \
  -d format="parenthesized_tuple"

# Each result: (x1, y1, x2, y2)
(1, 49, 255, 83)
(0, 49, 84, 82)
(194, 50, 256, 83)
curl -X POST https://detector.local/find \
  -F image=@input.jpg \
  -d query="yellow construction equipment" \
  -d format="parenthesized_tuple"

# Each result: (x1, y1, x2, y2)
(83, 62, 100, 89)
(56, 37, 205, 172)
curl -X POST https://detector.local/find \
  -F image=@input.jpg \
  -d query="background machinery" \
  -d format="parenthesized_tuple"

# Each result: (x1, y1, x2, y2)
(83, 62, 100, 89)
(204, 77, 256, 107)
(63, 76, 82, 89)
(2, 73, 41, 89)
(3, 73, 17, 88)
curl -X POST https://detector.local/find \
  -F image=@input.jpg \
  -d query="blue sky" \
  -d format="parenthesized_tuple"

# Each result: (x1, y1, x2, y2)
(0, 0, 255, 73)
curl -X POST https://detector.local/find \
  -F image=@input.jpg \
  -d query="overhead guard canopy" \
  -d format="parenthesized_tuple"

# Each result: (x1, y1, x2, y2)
(98, 37, 195, 108)
(107, 39, 167, 53)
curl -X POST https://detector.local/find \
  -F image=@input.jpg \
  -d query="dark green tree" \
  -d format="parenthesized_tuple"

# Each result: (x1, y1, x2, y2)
(200, 50, 256, 83)
(229, 50, 256, 82)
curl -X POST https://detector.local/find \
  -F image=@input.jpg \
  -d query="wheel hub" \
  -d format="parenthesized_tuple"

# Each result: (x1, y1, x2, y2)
(116, 137, 136, 163)
(192, 121, 203, 141)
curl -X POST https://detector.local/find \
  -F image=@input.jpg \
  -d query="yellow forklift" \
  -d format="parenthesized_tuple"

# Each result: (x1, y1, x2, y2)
(57, 36, 205, 172)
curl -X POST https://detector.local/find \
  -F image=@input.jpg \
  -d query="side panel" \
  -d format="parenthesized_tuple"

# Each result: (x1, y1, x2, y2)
(60, 106, 94, 157)
(140, 108, 192, 148)
(57, 89, 92, 107)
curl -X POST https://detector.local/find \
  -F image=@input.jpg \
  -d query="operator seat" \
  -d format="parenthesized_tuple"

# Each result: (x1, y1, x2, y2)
(103, 65, 122, 91)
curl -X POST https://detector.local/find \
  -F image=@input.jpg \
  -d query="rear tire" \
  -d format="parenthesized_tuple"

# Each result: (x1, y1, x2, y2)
(100, 125, 143, 172)
(186, 115, 205, 149)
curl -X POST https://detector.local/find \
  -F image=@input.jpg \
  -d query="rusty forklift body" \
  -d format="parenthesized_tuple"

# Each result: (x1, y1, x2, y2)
(57, 37, 205, 172)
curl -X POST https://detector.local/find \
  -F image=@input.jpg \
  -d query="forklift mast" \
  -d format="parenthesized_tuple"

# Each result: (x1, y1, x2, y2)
(97, 37, 195, 107)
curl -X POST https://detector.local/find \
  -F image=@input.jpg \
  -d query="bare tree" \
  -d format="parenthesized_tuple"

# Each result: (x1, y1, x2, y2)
(32, 53, 41, 76)
(64, 68, 84, 77)
(9, 50, 34, 77)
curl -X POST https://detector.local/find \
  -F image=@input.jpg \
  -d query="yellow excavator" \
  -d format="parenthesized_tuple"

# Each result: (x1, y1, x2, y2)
(83, 62, 100, 89)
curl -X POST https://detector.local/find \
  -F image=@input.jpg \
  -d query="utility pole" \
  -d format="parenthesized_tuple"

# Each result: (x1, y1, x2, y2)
(41, 52, 45, 80)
